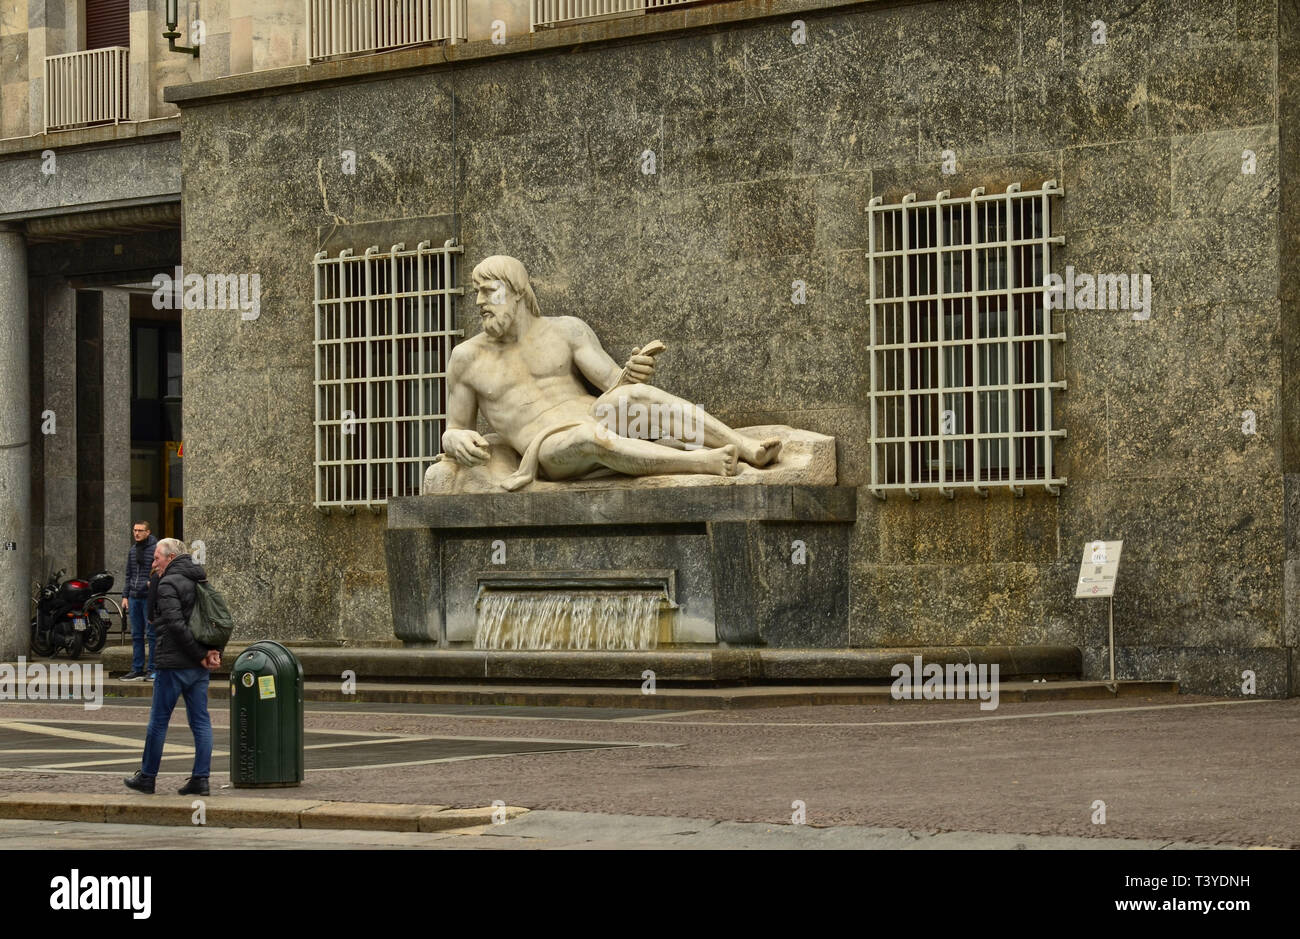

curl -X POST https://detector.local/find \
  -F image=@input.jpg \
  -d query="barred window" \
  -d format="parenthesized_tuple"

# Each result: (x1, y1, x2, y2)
(867, 182, 1067, 499)
(313, 240, 463, 512)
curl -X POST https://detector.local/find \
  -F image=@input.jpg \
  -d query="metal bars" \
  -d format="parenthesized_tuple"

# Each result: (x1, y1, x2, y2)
(307, 0, 466, 60)
(313, 240, 464, 512)
(867, 182, 1067, 499)
(531, 0, 695, 31)
(43, 47, 129, 134)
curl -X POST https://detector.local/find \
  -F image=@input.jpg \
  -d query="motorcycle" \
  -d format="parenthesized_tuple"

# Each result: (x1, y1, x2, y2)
(30, 569, 117, 659)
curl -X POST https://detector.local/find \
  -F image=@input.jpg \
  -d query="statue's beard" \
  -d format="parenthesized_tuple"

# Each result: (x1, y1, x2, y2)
(482, 309, 513, 339)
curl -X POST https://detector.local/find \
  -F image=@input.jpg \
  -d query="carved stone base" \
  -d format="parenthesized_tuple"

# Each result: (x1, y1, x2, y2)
(386, 485, 856, 648)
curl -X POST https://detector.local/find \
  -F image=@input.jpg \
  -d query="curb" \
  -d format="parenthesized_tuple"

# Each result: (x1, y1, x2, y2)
(0, 792, 527, 833)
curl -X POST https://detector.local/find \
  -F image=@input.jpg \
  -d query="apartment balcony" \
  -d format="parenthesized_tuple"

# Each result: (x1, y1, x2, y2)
(531, 0, 701, 30)
(308, 0, 468, 61)
(43, 47, 130, 134)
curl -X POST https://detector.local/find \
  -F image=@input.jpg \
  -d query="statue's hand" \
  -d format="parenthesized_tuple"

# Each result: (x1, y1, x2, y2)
(622, 347, 656, 385)
(442, 428, 491, 467)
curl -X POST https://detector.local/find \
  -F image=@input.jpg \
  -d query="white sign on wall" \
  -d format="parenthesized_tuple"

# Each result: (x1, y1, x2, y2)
(1075, 540, 1123, 598)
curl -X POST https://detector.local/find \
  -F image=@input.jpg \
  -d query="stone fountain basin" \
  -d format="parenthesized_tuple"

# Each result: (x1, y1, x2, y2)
(386, 484, 856, 649)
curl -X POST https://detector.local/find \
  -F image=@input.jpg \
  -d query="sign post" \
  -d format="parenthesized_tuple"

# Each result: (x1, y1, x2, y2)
(1074, 540, 1123, 685)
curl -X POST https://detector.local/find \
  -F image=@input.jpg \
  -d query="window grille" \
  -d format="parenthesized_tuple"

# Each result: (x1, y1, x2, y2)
(314, 240, 463, 512)
(867, 182, 1067, 499)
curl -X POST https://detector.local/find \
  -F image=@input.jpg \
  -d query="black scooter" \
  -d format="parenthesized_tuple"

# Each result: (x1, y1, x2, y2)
(30, 569, 115, 658)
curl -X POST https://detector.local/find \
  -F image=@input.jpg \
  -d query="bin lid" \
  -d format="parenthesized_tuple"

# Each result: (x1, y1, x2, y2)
(234, 650, 271, 675)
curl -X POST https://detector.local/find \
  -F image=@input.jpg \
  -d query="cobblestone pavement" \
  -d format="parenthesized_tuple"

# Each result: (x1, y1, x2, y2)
(1, 694, 1296, 847)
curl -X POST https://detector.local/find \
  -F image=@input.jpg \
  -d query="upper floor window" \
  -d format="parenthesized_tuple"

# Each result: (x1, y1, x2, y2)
(86, 0, 130, 49)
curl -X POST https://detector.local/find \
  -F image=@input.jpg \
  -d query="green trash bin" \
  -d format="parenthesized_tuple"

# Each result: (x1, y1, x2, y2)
(230, 640, 304, 787)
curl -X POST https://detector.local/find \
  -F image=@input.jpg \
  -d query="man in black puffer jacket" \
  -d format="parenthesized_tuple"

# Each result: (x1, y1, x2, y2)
(123, 538, 220, 797)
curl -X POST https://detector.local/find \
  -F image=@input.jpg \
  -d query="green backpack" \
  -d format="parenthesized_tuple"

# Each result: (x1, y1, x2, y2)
(189, 580, 234, 650)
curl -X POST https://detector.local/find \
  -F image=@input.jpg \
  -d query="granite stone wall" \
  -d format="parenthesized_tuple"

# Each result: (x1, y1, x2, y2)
(175, 0, 1292, 693)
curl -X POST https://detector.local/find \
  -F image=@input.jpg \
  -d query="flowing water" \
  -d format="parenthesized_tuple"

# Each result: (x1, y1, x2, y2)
(476, 590, 663, 650)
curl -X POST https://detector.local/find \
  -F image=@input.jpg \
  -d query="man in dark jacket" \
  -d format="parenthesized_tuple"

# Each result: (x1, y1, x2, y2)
(121, 522, 157, 681)
(123, 538, 219, 797)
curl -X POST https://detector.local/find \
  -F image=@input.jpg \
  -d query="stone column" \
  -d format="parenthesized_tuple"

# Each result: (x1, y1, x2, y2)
(0, 228, 30, 661)
(101, 289, 132, 587)
(42, 282, 77, 579)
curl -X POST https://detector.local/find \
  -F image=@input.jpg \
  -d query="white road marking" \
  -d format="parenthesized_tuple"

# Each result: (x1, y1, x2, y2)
(0, 719, 187, 752)
(624, 699, 1272, 728)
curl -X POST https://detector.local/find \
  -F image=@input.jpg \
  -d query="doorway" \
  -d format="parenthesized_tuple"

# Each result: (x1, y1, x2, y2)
(129, 312, 182, 539)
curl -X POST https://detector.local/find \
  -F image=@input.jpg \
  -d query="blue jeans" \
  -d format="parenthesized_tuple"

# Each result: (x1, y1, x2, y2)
(129, 600, 156, 674)
(141, 667, 212, 778)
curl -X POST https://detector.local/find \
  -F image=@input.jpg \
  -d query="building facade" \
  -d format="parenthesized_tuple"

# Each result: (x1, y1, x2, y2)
(2, 0, 1297, 697)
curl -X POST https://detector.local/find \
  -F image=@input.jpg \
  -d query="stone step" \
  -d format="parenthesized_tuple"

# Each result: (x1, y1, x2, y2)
(95, 677, 1179, 709)
(100, 644, 1084, 684)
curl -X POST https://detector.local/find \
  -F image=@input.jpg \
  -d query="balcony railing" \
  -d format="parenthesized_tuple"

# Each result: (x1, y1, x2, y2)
(308, 0, 467, 61)
(43, 47, 129, 134)
(531, 0, 698, 30)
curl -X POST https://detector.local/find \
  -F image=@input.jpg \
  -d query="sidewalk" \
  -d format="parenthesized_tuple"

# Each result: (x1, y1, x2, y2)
(0, 795, 1242, 847)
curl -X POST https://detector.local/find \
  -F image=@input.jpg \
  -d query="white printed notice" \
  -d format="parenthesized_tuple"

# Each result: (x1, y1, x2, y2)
(1075, 540, 1123, 598)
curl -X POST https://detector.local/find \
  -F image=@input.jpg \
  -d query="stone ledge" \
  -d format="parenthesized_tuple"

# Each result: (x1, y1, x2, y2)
(1081, 645, 1295, 697)
(0, 116, 180, 158)
(103, 643, 1080, 682)
(387, 484, 857, 529)
(92, 678, 1180, 708)
(163, 0, 884, 107)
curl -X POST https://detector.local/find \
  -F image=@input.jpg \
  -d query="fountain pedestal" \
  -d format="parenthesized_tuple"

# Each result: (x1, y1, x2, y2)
(386, 485, 857, 649)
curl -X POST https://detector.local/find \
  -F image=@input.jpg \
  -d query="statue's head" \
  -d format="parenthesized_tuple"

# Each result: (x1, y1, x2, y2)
(471, 255, 540, 340)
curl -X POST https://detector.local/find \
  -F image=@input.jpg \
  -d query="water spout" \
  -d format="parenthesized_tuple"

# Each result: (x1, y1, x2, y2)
(476, 590, 663, 650)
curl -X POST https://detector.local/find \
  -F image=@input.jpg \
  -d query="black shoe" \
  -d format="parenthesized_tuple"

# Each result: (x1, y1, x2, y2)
(120, 671, 145, 682)
(177, 776, 209, 796)
(123, 771, 155, 794)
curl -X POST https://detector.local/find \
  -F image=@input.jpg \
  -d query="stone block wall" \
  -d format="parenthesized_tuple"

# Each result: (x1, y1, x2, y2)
(175, 0, 1293, 693)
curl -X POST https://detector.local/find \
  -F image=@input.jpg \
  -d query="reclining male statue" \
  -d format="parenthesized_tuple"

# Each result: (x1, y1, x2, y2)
(440, 255, 783, 492)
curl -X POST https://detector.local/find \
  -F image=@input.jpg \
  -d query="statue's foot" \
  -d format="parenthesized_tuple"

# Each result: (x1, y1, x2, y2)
(699, 444, 739, 477)
(740, 436, 783, 467)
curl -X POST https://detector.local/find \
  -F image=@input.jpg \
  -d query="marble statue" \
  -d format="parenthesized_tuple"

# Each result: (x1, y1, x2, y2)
(438, 255, 791, 491)
(426, 255, 836, 494)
